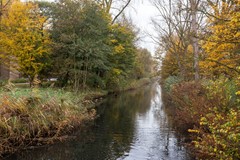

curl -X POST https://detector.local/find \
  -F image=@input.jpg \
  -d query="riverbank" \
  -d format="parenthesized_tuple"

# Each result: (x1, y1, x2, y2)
(0, 77, 154, 157)
(0, 87, 98, 157)
(161, 78, 240, 159)
(6, 82, 191, 160)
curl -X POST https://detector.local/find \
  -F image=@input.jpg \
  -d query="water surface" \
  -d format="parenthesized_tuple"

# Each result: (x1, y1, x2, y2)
(8, 83, 190, 160)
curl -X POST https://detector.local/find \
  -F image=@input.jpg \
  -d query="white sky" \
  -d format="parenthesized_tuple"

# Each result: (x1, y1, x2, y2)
(125, 0, 159, 55)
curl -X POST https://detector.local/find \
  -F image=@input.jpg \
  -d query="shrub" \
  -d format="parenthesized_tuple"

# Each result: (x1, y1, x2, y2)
(170, 81, 210, 133)
(163, 76, 183, 92)
(193, 108, 240, 160)
(203, 76, 239, 112)
(0, 80, 7, 87)
(186, 77, 240, 159)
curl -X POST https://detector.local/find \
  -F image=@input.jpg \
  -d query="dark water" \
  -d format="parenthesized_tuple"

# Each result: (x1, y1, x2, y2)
(8, 83, 191, 160)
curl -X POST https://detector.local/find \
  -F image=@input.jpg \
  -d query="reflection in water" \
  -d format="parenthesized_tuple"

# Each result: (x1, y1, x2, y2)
(8, 83, 190, 160)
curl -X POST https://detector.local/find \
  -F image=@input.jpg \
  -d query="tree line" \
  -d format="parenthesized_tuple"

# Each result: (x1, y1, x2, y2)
(0, 0, 155, 89)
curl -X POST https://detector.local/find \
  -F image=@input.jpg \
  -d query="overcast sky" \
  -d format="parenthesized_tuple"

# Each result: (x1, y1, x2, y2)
(125, 0, 159, 55)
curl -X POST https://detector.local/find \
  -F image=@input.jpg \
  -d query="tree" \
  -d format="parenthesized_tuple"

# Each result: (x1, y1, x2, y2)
(152, 0, 204, 80)
(44, 0, 138, 90)
(152, 0, 193, 80)
(133, 48, 153, 79)
(105, 21, 137, 89)
(0, 0, 11, 61)
(200, 0, 240, 78)
(190, 0, 200, 80)
(50, 0, 111, 89)
(0, 1, 51, 86)
(0, 0, 11, 21)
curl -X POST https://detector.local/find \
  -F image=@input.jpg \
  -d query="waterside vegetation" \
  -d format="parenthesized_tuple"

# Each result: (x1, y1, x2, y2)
(155, 0, 240, 159)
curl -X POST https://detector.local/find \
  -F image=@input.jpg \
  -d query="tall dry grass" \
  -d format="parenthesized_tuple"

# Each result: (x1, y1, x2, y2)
(0, 87, 96, 156)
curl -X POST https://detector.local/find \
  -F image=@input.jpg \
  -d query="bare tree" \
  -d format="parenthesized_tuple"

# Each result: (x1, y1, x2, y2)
(152, 0, 193, 79)
(190, 0, 200, 80)
(95, 0, 133, 24)
(152, 0, 203, 80)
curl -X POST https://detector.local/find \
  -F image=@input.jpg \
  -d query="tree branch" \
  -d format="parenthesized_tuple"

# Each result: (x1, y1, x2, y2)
(111, 0, 132, 24)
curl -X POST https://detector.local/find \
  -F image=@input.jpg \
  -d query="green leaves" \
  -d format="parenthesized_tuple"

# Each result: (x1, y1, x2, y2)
(49, 0, 139, 90)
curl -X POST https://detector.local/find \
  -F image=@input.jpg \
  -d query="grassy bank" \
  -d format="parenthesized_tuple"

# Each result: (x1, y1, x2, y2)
(0, 87, 99, 156)
(162, 76, 240, 159)
(0, 77, 153, 156)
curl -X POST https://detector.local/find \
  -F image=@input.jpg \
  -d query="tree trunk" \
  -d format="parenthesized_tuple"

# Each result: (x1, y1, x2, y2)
(190, 0, 200, 80)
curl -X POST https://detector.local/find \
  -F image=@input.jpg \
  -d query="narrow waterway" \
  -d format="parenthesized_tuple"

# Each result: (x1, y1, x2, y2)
(8, 83, 191, 160)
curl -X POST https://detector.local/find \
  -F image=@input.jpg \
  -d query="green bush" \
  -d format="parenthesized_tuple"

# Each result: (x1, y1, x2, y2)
(0, 80, 7, 87)
(86, 74, 105, 89)
(163, 76, 183, 92)
(203, 76, 239, 111)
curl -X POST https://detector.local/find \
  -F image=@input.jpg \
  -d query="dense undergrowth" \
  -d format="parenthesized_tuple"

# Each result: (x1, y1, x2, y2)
(162, 76, 240, 160)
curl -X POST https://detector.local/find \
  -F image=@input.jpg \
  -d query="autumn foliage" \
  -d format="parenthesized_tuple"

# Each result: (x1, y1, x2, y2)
(0, 1, 51, 85)
(159, 0, 240, 159)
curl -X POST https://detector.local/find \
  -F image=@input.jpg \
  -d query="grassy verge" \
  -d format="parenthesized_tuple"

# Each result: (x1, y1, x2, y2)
(0, 87, 99, 156)
(162, 76, 240, 159)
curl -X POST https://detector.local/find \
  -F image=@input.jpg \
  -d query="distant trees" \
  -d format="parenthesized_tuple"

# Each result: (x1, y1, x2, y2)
(35, 0, 152, 90)
(133, 48, 153, 79)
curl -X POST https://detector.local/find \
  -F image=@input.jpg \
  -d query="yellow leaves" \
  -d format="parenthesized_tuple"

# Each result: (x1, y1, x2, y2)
(110, 39, 118, 44)
(114, 44, 124, 54)
(188, 129, 200, 133)
(0, 1, 51, 79)
(200, 117, 207, 125)
(112, 68, 122, 75)
(236, 91, 240, 95)
(201, 1, 240, 78)
(194, 108, 240, 159)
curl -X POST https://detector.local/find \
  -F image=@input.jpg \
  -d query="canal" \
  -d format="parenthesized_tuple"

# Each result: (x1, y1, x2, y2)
(8, 83, 191, 160)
